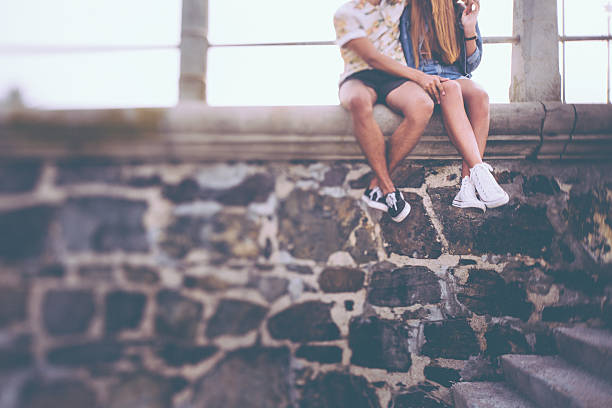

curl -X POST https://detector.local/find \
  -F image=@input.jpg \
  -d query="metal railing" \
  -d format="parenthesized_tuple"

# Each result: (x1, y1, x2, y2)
(560, 0, 612, 103)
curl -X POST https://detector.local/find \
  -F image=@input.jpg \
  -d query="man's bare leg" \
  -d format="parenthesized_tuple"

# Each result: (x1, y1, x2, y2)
(457, 79, 490, 178)
(366, 82, 434, 190)
(339, 80, 395, 195)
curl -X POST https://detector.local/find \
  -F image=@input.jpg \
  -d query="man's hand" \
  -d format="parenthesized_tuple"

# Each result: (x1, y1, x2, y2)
(461, 0, 480, 37)
(416, 72, 449, 104)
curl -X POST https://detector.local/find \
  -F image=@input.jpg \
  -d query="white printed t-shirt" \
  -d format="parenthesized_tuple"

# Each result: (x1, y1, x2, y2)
(334, 0, 408, 84)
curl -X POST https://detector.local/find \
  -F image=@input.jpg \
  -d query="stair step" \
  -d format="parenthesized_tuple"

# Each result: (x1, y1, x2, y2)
(555, 326, 612, 381)
(501, 354, 612, 408)
(452, 382, 536, 408)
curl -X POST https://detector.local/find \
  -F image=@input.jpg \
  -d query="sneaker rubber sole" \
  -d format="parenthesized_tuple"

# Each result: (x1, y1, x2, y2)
(390, 202, 411, 222)
(480, 192, 510, 208)
(452, 198, 486, 211)
(361, 195, 388, 212)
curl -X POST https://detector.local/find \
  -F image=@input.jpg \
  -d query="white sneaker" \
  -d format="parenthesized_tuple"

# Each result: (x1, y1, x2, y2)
(452, 176, 486, 211)
(469, 163, 510, 208)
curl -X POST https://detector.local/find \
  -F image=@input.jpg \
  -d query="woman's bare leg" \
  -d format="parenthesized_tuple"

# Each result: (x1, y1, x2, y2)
(457, 79, 490, 178)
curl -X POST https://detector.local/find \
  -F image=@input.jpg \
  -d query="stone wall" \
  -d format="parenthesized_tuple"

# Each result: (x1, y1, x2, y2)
(0, 158, 611, 408)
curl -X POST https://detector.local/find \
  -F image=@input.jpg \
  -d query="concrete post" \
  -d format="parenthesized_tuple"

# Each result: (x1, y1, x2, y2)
(510, 0, 561, 102)
(179, 0, 208, 102)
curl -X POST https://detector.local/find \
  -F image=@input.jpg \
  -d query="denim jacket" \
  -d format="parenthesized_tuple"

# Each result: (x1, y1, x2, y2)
(399, 3, 482, 77)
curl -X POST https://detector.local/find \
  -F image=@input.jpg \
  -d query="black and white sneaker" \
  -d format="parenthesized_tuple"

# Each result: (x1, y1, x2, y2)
(385, 190, 411, 222)
(361, 186, 388, 212)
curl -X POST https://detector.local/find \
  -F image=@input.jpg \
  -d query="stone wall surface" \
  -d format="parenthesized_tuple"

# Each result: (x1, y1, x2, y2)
(0, 158, 611, 408)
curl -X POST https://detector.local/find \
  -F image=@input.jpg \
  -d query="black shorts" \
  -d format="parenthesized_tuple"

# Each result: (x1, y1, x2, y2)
(341, 69, 409, 104)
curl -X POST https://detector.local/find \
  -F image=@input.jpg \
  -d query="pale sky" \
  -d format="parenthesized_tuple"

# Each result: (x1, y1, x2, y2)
(0, 0, 609, 109)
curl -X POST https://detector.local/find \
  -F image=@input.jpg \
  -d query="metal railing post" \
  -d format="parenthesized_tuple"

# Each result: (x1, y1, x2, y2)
(510, 0, 561, 102)
(179, 0, 208, 102)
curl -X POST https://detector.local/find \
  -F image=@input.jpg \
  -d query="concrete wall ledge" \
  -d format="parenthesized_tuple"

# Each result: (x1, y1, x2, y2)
(1, 102, 610, 161)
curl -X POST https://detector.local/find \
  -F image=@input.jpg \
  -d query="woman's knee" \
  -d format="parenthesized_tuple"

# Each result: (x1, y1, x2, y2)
(442, 80, 462, 96)
(466, 87, 490, 116)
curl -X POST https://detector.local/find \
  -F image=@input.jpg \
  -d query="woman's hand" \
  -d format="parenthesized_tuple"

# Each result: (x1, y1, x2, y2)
(416, 72, 449, 104)
(461, 0, 480, 36)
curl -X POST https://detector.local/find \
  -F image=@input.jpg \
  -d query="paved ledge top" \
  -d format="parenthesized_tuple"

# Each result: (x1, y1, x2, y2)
(0, 103, 610, 160)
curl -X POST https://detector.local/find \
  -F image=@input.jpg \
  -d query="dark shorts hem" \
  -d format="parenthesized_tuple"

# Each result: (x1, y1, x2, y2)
(341, 69, 409, 105)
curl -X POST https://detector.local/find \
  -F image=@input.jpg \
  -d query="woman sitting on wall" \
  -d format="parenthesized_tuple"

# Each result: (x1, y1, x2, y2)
(400, 0, 509, 210)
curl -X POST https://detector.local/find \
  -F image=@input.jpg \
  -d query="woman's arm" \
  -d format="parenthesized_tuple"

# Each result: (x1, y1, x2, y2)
(462, 0, 480, 57)
(345, 37, 448, 103)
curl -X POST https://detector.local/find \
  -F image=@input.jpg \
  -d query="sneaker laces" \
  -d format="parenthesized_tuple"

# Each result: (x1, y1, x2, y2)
(386, 191, 398, 211)
(369, 186, 382, 201)
(471, 163, 504, 200)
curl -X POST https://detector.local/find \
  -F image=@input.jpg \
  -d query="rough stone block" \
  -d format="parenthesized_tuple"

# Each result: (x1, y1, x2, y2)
(267, 301, 340, 342)
(19, 379, 98, 408)
(108, 373, 177, 408)
(295, 345, 343, 364)
(0, 160, 42, 193)
(422, 319, 480, 360)
(105, 291, 147, 335)
(393, 389, 450, 408)
(47, 340, 123, 366)
(0, 334, 32, 372)
(155, 290, 203, 341)
(60, 197, 148, 253)
(158, 343, 217, 367)
(318, 267, 365, 293)
(0, 286, 28, 328)
(429, 187, 555, 258)
(42, 289, 95, 335)
(349, 316, 412, 371)
(367, 264, 441, 307)
(122, 264, 159, 284)
(541, 303, 601, 322)
(299, 371, 380, 408)
(348, 226, 379, 264)
(279, 189, 362, 262)
(192, 347, 291, 408)
(56, 158, 122, 185)
(247, 275, 289, 302)
(206, 299, 267, 338)
(456, 269, 533, 320)
(0, 205, 55, 262)
(424, 365, 461, 388)
(381, 193, 442, 258)
(485, 324, 530, 357)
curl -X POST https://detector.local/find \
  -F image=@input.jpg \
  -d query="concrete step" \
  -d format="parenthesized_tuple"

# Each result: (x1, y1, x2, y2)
(452, 382, 537, 408)
(555, 326, 612, 381)
(501, 354, 612, 408)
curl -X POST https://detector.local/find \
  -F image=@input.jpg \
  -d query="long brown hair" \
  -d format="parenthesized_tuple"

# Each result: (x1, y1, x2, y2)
(410, 0, 460, 67)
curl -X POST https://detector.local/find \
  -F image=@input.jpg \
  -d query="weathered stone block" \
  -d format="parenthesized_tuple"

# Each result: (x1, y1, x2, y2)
(155, 290, 203, 340)
(456, 269, 533, 320)
(206, 299, 267, 338)
(47, 341, 123, 366)
(105, 291, 147, 335)
(78, 264, 113, 281)
(268, 301, 340, 342)
(0, 205, 55, 262)
(367, 265, 441, 307)
(108, 373, 177, 408)
(381, 193, 442, 258)
(38, 263, 65, 278)
(123, 264, 159, 284)
(192, 347, 291, 408)
(56, 158, 122, 185)
(424, 365, 461, 388)
(158, 343, 217, 367)
(485, 324, 530, 357)
(541, 303, 602, 322)
(247, 275, 289, 302)
(348, 226, 379, 264)
(60, 197, 148, 252)
(0, 334, 32, 372)
(349, 316, 412, 371)
(42, 289, 95, 335)
(421, 319, 480, 360)
(279, 189, 362, 262)
(522, 175, 560, 196)
(0, 286, 28, 328)
(216, 173, 275, 206)
(20, 379, 98, 408)
(299, 371, 380, 408)
(460, 355, 502, 382)
(184, 274, 233, 292)
(322, 165, 349, 187)
(392, 389, 450, 408)
(391, 163, 426, 188)
(0, 160, 42, 193)
(429, 187, 555, 257)
(295, 345, 343, 364)
(318, 267, 365, 293)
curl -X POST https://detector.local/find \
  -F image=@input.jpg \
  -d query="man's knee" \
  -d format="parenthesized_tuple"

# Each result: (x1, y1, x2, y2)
(344, 93, 374, 115)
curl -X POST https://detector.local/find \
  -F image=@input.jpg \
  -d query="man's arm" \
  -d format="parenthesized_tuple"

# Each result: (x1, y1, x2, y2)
(345, 37, 448, 103)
